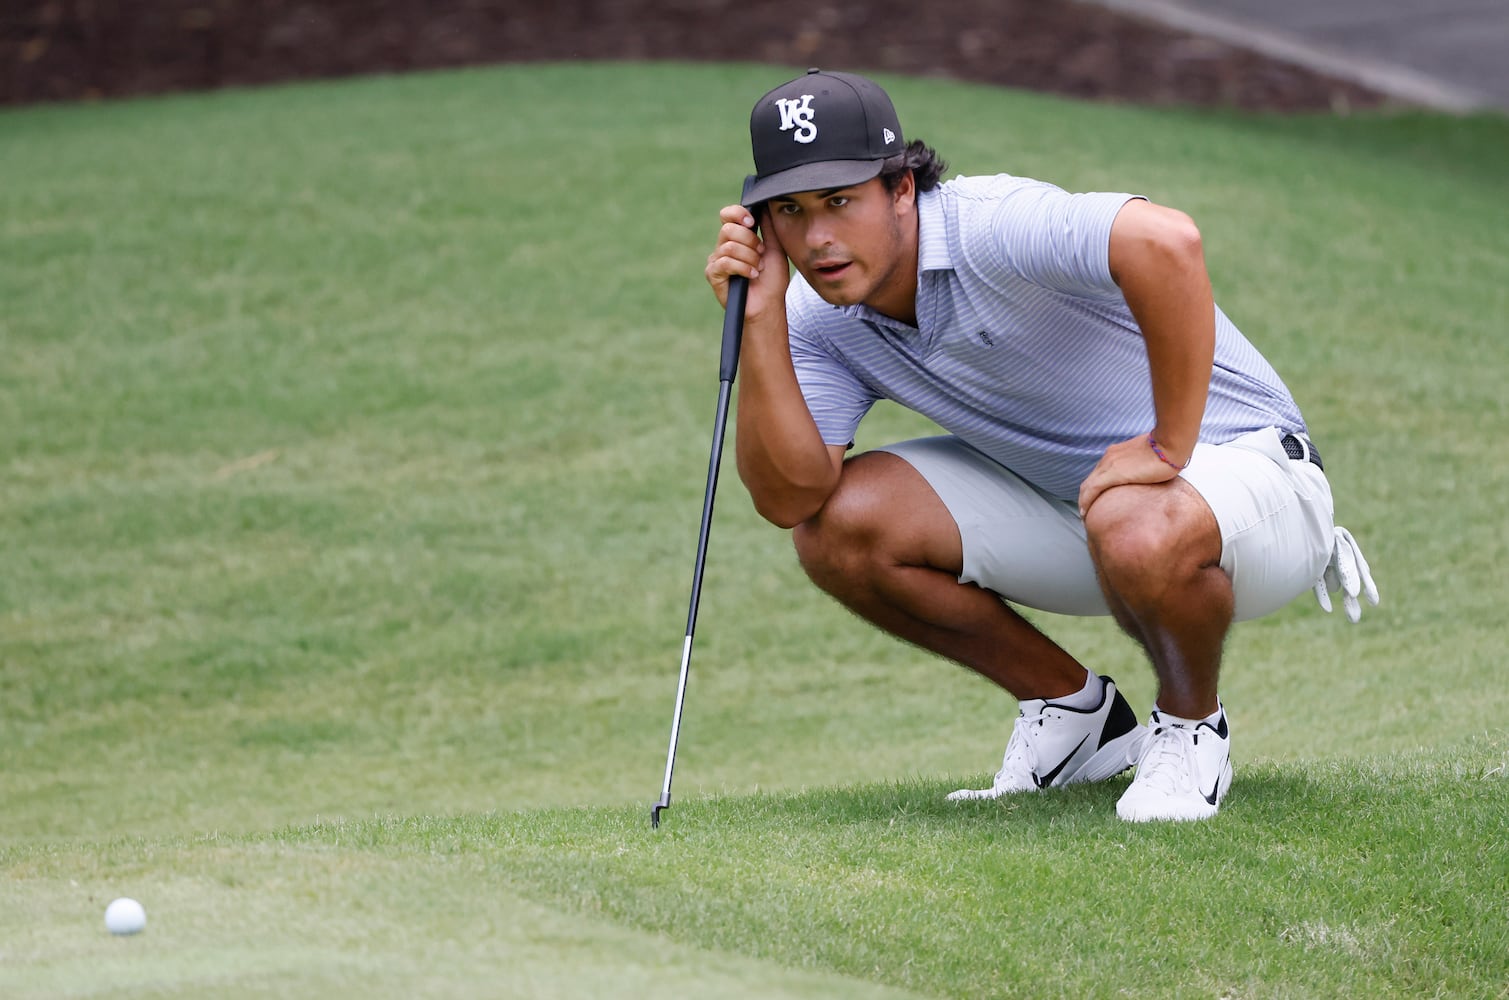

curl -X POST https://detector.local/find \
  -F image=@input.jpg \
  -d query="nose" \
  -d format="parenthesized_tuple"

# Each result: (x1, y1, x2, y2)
(803, 216, 834, 252)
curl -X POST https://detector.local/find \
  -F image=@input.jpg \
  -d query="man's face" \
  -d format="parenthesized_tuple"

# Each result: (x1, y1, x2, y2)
(766, 175, 915, 312)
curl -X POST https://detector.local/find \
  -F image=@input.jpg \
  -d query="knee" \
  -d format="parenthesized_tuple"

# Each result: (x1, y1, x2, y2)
(1085, 488, 1216, 598)
(791, 480, 881, 587)
(791, 451, 958, 596)
(1085, 508, 1162, 593)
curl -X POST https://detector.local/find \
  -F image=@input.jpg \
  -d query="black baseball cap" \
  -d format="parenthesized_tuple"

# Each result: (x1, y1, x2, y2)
(744, 69, 905, 206)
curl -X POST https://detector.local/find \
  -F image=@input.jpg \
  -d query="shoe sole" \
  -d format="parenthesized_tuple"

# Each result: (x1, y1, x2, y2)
(945, 725, 1149, 801)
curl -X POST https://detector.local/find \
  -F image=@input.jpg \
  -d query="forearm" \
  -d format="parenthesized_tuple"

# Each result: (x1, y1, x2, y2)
(1127, 269, 1213, 462)
(734, 313, 841, 528)
(1112, 204, 1215, 465)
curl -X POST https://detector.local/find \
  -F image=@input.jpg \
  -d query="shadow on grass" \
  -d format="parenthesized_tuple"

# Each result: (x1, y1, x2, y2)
(261, 746, 1499, 855)
(659, 761, 1352, 837)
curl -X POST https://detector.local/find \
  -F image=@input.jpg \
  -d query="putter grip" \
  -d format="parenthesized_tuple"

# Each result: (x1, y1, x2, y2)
(718, 275, 748, 384)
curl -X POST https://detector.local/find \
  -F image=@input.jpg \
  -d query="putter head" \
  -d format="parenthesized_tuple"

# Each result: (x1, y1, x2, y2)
(650, 797, 669, 829)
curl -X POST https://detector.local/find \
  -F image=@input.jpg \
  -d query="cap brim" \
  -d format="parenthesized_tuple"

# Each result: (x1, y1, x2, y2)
(743, 159, 886, 206)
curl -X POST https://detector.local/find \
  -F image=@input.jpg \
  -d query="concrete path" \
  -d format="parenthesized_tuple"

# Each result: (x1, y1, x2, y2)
(1089, 0, 1509, 112)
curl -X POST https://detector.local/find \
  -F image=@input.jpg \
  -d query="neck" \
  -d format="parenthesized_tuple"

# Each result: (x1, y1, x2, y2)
(863, 204, 920, 327)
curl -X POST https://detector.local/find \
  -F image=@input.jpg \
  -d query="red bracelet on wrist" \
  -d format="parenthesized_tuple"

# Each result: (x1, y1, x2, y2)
(1147, 433, 1189, 471)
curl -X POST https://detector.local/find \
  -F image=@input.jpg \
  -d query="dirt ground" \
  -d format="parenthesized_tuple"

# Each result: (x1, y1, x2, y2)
(4, 0, 1391, 111)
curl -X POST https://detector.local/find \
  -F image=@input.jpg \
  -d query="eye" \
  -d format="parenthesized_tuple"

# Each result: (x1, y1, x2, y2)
(774, 202, 801, 216)
(828, 196, 849, 208)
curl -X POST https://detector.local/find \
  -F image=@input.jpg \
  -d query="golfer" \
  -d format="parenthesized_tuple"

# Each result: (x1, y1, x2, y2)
(704, 69, 1378, 821)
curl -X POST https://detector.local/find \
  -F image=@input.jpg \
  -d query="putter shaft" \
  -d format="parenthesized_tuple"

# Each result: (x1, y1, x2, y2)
(652, 272, 748, 828)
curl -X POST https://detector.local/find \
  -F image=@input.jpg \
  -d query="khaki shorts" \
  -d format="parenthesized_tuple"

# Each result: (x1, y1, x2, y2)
(877, 427, 1335, 621)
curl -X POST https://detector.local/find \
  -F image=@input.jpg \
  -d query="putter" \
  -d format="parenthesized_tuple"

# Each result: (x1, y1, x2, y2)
(651, 181, 757, 830)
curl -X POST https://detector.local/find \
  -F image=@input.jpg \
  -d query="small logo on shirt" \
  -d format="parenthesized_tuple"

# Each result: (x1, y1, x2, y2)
(976, 330, 995, 347)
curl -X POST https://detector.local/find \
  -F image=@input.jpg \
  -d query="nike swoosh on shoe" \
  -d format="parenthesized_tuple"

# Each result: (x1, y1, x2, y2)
(1033, 734, 1089, 788)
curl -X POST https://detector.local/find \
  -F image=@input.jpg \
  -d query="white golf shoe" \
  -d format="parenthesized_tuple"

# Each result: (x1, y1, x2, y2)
(1116, 708, 1233, 822)
(947, 676, 1147, 800)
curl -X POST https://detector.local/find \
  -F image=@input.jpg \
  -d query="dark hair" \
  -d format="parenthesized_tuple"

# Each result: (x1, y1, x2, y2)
(879, 139, 948, 193)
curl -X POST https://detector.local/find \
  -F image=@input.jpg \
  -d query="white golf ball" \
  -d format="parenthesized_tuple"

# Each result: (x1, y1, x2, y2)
(104, 897, 146, 935)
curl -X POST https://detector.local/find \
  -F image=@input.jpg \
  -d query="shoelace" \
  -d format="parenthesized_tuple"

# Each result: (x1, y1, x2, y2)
(993, 709, 1046, 786)
(1132, 724, 1199, 795)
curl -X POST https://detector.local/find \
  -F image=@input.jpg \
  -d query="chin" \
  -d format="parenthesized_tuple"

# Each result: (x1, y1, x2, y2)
(813, 288, 862, 307)
(805, 275, 866, 307)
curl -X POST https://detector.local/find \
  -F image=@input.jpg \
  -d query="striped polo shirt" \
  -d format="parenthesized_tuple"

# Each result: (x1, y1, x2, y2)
(785, 173, 1307, 501)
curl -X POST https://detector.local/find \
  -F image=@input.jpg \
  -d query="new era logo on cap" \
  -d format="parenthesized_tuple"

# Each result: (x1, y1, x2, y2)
(744, 69, 904, 205)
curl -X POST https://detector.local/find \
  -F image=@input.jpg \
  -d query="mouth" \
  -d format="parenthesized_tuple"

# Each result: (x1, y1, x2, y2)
(811, 261, 852, 281)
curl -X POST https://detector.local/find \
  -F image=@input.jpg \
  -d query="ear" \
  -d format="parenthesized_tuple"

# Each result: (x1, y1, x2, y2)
(890, 170, 916, 214)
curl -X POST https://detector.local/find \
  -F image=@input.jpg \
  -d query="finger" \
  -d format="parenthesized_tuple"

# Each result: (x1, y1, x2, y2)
(705, 242, 762, 309)
(758, 207, 793, 272)
(1326, 528, 1355, 597)
(718, 220, 763, 254)
(1342, 533, 1380, 606)
(759, 206, 782, 254)
(1314, 580, 1334, 614)
(745, 207, 792, 289)
(1343, 591, 1361, 623)
(720, 204, 757, 228)
(1337, 551, 1361, 600)
(704, 252, 744, 279)
(711, 239, 763, 276)
(705, 261, 758, 307)
(712, 206, 763, 272)
(1339, 564, 1360, 603)
(1077, 476, 1104, 519)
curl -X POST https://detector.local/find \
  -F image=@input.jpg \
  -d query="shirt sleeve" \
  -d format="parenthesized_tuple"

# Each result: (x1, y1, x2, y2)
(785, 286, 878, 448)
(983, 182, 1143, 298)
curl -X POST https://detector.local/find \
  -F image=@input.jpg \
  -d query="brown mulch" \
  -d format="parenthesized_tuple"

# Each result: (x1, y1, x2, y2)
(2, 0, 1391, 111)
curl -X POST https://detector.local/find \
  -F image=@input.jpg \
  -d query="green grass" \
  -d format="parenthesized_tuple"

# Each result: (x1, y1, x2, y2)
(2, 62, 1507, 997)
(4, 747, 1506, 997)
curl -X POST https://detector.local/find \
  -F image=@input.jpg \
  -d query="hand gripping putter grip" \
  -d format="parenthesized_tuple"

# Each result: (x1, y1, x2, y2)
(651, 181, 757, 829)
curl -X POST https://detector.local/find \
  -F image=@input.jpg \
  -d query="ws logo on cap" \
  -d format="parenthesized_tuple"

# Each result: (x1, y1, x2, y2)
(774, 94, 817, 144)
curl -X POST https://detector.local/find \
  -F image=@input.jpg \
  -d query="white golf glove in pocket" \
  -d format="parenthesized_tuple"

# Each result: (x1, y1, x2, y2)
(1314, 525, 1380, 623)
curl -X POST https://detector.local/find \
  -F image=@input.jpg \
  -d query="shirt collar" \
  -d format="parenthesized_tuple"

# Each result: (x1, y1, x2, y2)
(916, 188, 953, 272)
